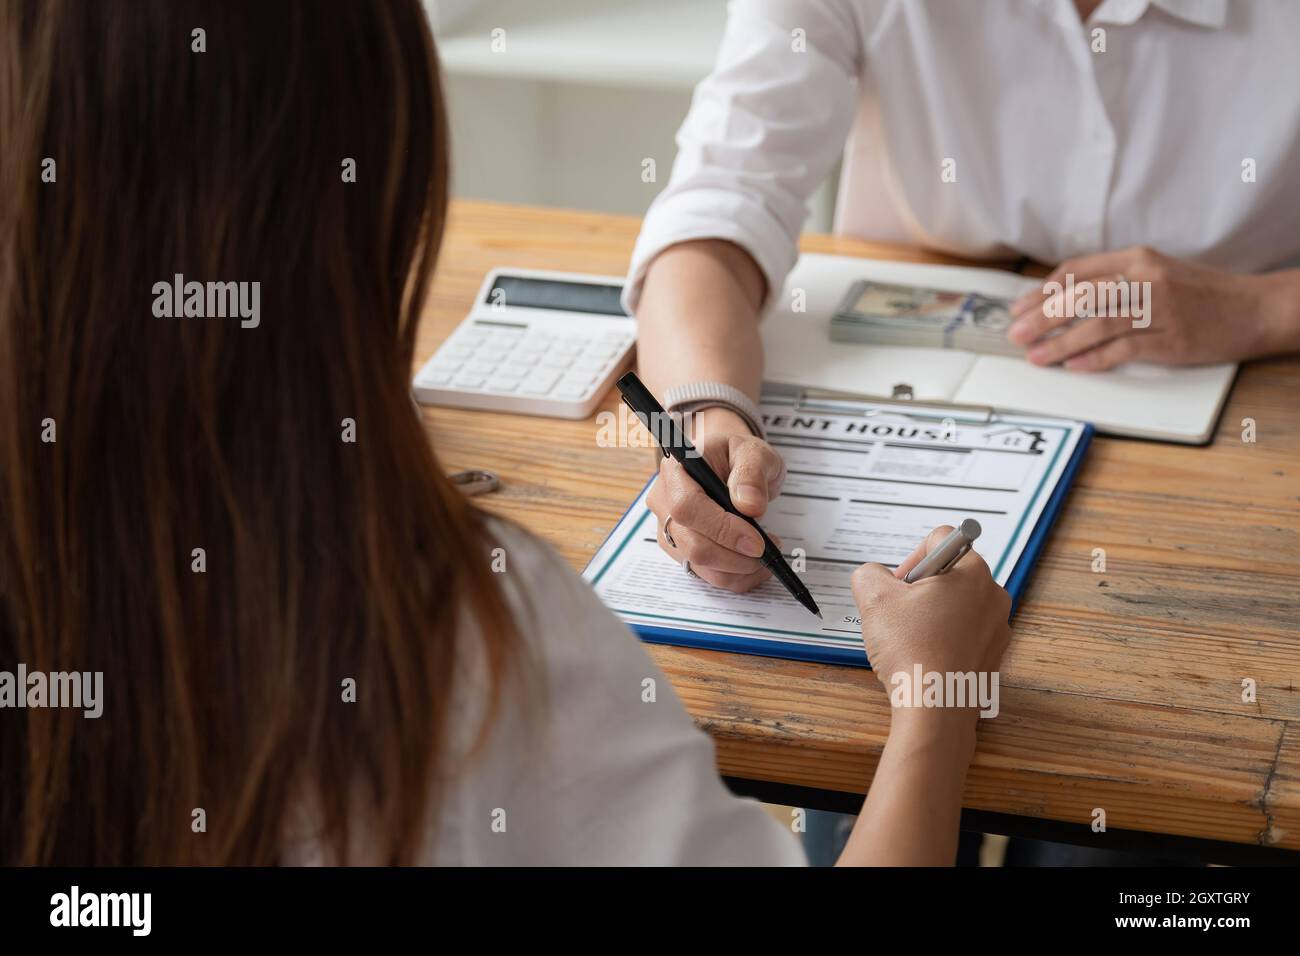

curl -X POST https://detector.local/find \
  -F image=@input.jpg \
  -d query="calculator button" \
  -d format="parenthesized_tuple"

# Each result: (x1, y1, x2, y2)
(553, 383, 589, 399)
(476, 348, 510, 362)
(458, 329, 489, 344)
(540, 354, 574, 369)
(520, 372, 561, 395)
(501, 362, 534, 378)
(487, 378, 520, 392)
(422, 370, 453, 385)
(561, 371, 596, 387)
(572, 355, 607, 371)
(463, 360, 498, 375)
(452, 373, 486, 389)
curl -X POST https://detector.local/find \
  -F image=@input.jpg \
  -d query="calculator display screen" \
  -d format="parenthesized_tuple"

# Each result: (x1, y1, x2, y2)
(486, 276, 627, 317)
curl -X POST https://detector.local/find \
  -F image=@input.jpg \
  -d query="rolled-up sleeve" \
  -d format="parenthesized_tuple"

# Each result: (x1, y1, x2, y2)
(623, 0, 864, 313)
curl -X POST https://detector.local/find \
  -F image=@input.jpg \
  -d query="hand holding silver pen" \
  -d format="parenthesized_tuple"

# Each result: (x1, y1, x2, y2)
(850, 520, 1012, 717)
(903, 519, 983, 583)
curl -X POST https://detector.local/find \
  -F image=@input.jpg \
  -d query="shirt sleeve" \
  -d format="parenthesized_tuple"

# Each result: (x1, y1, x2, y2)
(623, 0, 865, 313)
(447, 520, 808, 866)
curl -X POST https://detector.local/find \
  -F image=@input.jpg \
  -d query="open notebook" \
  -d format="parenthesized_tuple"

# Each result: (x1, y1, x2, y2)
(763, 253, 1237, 444)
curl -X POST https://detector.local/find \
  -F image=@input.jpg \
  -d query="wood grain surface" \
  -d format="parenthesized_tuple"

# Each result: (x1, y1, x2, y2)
(419, 200, 1300, 852)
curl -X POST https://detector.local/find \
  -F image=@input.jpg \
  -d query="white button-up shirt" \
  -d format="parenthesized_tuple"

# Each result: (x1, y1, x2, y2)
(625, 0, 1300, 310)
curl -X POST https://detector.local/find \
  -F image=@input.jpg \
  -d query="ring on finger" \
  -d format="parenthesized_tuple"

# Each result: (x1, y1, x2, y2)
(663, 514, 677, 549)
(681, 558, 697, 578)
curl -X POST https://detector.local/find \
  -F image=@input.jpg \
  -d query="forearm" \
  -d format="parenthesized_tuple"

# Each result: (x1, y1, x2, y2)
(836, 713, 977, 867)
(635, 240, 767, 405)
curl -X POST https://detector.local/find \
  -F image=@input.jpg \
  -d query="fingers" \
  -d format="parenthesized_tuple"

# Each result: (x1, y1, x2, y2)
(1008, 279, 1117, 347)
(892, 542, 928, 580)
(1009, 244, 1164, 349)
(642, 433, 789, 595)
(726, 438, 786, 517)
(662, 519, 764, 574)
(1007, 300, 1078, 346)
(889, 524, 996, 593)
(922, 524, 957, 553)
(1009, 246, 1169, 355)
(654, 458, 765, 558)
(1010, 249, 1139, 320)
(947, 540, 993, 580)
(648, 476, 769, 589)
(852, 523, 970, 602)
(851, 562, 902, 608)
(1024, 311, 1132, 366)
(1061, 333, 1145, 372)
(892, 524, 955, 579)
(654, 516, 769, 591)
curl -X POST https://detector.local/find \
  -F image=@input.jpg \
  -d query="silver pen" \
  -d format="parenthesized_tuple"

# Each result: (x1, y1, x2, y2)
(903, 519, 983, 583)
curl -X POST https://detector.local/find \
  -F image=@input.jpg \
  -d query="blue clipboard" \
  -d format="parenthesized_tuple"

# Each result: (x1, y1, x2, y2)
(585, 391, 1094, 669)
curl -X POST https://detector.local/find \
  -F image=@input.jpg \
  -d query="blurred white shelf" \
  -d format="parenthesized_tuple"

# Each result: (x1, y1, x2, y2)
(430, 0, 726, 91)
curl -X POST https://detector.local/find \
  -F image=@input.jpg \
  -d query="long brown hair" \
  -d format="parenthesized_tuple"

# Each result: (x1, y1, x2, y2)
(0, 0, 519, 864)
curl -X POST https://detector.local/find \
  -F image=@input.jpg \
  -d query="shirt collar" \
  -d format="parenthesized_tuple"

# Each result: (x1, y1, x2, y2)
(1147, 0, 1227, 27)
(1036, 0, 1228, 29)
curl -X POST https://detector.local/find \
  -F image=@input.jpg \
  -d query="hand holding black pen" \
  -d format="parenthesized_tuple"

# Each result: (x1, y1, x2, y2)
(616, 372, 822, 618)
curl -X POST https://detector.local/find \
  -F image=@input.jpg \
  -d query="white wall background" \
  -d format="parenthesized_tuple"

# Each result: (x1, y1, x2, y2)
(426, 0, 839, 230)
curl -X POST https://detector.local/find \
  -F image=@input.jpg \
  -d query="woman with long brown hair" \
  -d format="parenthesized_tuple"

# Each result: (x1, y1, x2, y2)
(0, 0, 1010, 866)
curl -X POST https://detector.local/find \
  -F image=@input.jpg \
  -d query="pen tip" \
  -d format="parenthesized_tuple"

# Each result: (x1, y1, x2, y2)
(815, 610, 823, 619)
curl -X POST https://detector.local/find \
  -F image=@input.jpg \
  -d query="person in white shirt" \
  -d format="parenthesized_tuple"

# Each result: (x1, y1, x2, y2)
(627, 0, 1300, 593)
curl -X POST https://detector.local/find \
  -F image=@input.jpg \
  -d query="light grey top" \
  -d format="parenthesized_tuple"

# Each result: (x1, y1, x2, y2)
(285, 518, 807, 866)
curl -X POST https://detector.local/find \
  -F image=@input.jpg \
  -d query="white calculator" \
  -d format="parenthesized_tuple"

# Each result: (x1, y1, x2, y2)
(413, 268, 636, 419)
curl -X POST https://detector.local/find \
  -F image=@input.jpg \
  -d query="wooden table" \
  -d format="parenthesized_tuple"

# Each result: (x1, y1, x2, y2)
(419, 200, 1300, 863)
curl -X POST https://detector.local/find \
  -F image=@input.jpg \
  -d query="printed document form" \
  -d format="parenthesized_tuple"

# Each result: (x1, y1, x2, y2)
(584, 393, 1088, 663)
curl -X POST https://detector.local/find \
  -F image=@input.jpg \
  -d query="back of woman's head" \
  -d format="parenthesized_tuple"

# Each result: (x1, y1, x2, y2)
(0, 0, 517, 864)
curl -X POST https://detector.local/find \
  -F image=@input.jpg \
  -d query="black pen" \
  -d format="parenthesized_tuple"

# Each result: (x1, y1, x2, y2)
(616, 372, 821, 618)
